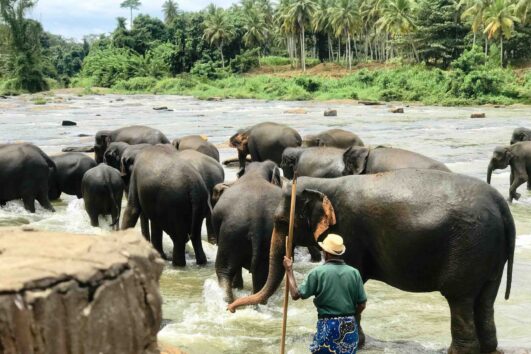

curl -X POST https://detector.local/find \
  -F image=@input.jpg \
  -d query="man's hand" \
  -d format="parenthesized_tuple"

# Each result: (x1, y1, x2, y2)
(283, 256, 293, 271)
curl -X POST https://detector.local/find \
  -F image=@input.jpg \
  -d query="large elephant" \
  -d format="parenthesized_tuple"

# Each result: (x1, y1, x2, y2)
(118, 143, 152, 193)
(49, 153, 97, 200)
(281, 147, 345, 179)
(0, 143, 55, 212)
(173, 135, 220, 162)
(81, 164, 124, 230)
(343, 146, 451, 175)
(487, 142, 531, 202)
(103, 142, 131, 170)
(229, 122, 302, 173)
(228, 170, 515, 354)
(121, 145, 210, 266)
(94, 125, 169, 163)
(510, 127, 531, 144)
(302, 128, 364, 148)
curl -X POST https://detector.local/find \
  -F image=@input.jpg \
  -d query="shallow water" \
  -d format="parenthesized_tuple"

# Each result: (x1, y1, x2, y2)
(1, 94, 531, 353)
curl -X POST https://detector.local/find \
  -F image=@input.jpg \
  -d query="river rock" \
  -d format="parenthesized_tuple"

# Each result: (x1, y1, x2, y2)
(389, 107, 404, 113)
(471, 112, 486, 118)
(206, 97, 222, 102)
(62, 145, 95, 153)
(324, 109, 337, 117)
(284, 108, 307, 114)
(62, 120, 77, 126)
(0, 227, 163, 354)
(153, 106, 168, 111)
(359, 100, 383, 106)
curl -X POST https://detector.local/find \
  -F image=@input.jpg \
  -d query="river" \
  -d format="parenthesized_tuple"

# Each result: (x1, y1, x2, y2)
(1, 94, 530, 353)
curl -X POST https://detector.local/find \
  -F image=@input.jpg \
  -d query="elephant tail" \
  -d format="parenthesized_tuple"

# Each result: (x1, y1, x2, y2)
(105, 176, 120, 227)
(501, 199, 516, 300)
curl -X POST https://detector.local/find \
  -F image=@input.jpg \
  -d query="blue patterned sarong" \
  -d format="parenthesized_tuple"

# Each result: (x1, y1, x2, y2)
(309, 316, 359, 354)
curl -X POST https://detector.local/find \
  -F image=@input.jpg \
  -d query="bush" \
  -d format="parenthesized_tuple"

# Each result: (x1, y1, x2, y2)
(145, 43, 179, 78)
(260, 56, 292, 66)
(153, 76, 198, 93)
(190, 60, 228, 80)
(230, 49, 260, 74)
(451, 46, 486, 73)
(113, 77, 157, 92)
(295, 76, 321, 92)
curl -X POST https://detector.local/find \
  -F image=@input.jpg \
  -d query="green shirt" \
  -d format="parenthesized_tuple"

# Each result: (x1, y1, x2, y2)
(298, 260, 367, 316)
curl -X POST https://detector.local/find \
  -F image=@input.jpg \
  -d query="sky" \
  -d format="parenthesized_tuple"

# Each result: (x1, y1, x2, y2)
(30, 0, 237, 41)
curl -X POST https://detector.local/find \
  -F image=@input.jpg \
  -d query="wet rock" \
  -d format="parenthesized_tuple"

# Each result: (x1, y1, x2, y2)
(77, 134, 91, 137)
(359, 100, 383, 106)
(115, 98, 125, 102)
(153, 106, 168, 111)
(62, 120, 77, 126)
(389, 107, 404, 114)
(284, 108, 307, 114)
(324, 109, 337, 117)
(0, 95, 7, 99)
(0, 227, 163, 354)
(471, 112, 486, 118)
(206, 97, 222, 102)
(96, 114, 101, 116)
(62, 145, 95, 153)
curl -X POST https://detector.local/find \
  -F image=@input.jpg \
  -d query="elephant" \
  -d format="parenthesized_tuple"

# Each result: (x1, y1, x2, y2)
(103, 142, 131, 170)
(173, 135, 220, 162)
(281, 147, 345, 179)
(0, 143, 55, 212)
(302, 128, 364, 148)
(121, 145, 210, 266)
(117, 144, 152, 193)
(510, 127, 531, 145)
(343, 146, 451, 175)
(229, 122, 302, 173)
(94, 125, 169, 163)
(228, 170, 515, 354)
(81, 163, 124, 230)
(487, 141, 531, 202)
(49, 153, 97, 200)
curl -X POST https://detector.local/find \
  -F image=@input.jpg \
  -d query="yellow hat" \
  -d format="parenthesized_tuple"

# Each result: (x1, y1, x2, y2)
(318, 234, 346, 256)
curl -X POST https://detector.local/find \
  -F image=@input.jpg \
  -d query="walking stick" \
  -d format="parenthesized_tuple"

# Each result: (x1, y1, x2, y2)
(280, 173, 298, 354)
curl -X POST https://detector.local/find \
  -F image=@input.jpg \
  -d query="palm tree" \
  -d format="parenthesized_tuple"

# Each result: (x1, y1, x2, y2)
(120, 0, 141, 29)
(287, 0, 317, 71)
(330, 0, 359, 69)
(514, 0, 529, 25)
(276, 0, 298, 67)
(483, 0, 518, 64)
(376, 0, 418, 61)
(313, 0, 334, 61)
(203, 5, 235, 68)
(163, 0, 179, 25)
(242, 7, 269, 64)
(460, 0, 491, 46)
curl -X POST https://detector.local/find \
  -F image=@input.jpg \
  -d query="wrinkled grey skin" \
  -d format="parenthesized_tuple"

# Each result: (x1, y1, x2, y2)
(487, 142, 531, 202)
(103, 142, 131, 170)
(229, 122, 302, 174)
(302, 129, 364, 148)
(281, 147, 346, 179)
(173, 135, 220, 162)
(49, 153, 97, 200)
(343, 146, 451, 175)
(121, 145, 210, 266)
(94, 125, 169, 163)
(510, 127, 531, 145)
(81, 164, 124, 230)
(118, 144, 153, 193)
(228, 170, 515, 354)
(0, 143, 55, 212)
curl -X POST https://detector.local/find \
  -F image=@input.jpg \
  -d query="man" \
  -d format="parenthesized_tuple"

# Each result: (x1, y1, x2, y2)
(283, 233, 367, 354)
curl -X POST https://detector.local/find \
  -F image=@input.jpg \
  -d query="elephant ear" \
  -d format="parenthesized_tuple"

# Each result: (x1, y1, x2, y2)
(302, 189, 337, 242)
(120, 156, 132, 177)
(343, 146, 369, 175)
(504, 147, 515, 164)
(212, 183, 231, 204)
(229, 131, 248, 151)
(172, 138, 181, 149)
(270, 166, 282, 186)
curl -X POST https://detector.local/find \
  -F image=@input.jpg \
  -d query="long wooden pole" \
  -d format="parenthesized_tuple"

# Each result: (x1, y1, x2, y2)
(280, 174, 298, 354)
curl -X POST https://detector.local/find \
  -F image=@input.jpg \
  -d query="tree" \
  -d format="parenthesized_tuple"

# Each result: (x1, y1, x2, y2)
(163, 0, 179, 25)
(460, 0, 491, 46)
(241, 6, 269, 62)
(287, 0, 317, 71)
(330, 0, 359, 69)
(203, 5, 235, 68)
(120, 0, 141, 29)
(313, 0, 334, 61)
(376, 0, 418, 61)
(483, 0, 518, 64)
(0, 0, 48, 92)
(514, 0, 529, 25)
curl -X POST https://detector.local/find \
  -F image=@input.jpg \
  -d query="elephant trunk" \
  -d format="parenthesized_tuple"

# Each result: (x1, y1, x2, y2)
(227, 226, 286, 312)
(487, 162, 494, 184)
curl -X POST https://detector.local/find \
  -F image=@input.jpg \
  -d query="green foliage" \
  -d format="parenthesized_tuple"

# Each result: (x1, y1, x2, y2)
(145, 42, 179, 77)
(295, 76, 321, 92)
(113, 76, 157, 92)
(229, 49, 260, 73)
(451, 46, 486, 73)
(260, 56, 292, 66)
(80, 47, 146, 87)
(190, 59, 228, 80)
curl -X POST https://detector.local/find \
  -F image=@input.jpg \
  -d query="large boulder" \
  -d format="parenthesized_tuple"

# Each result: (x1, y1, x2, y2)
(0, 227, 164, 354)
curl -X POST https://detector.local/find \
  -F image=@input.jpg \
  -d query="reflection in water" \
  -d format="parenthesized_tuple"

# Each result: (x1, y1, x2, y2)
(1, 94, 531, 353)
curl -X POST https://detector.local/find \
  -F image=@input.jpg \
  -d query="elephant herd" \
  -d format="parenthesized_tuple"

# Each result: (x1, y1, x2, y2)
(0, 122, 524, 354)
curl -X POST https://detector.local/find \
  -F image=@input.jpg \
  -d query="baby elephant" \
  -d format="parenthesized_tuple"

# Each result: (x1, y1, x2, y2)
(81, 164, 124, 229)
(487, 141, 531, 202)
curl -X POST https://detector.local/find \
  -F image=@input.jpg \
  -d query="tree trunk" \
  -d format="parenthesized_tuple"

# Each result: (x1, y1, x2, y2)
(328, 34, 332, 61)
(347, 32, 352, 70)
(220, 41, 225, 68)
(485, 37, 488, 56)
(473, 31, 476, 47)
(301, 25, 306, 71)
(338, 38, 341, 63)
(500, 36, 503, 66)
(130, 7, 133, 30)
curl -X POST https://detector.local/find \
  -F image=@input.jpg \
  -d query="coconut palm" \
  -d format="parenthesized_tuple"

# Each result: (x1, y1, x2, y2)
(330, 0, 359, 69)
(242, 7, 269, 63)
(313, 0, 334, 61)
(276, 0, 298, 66)
(287, 0, 317, 71)
(120, 0, 141, 29)
(483, 0, 519, 64)
(514, 0, 529, 25)
(203, 5, 235, 68)
(376, 0, 418, 61)
(460, 0, 491, 46)
(163, 0, 179, 25)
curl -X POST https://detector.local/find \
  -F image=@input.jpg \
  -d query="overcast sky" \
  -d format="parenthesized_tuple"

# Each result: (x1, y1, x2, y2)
(30, 0, 237, 41)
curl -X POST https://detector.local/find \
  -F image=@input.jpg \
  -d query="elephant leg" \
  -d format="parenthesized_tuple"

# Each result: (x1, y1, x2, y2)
(140, 213, 150, 241)
(190, 215, 207, 265)
(355, 313, 365, 349)
(252, 262, 268, 294)
(308, 246, 322, 263)
(151, 222, 167, 260)
(527, 179, 531, 190)
(36, 190, 55, 212)
(206, 215, 217, 244)
(170, 233, 187, 267)
(508, 175, 526, 202)
(446, 296, 479, 354)
(232, 268, 244, 289)
(475, 278, 502, 353)
(217, 270, 236, 303)
(22, 195, 36, 213)
(89, 212, 99, 227)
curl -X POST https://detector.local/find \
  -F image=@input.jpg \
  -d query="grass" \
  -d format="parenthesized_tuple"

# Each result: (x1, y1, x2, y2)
(31, 97, 48, 105)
